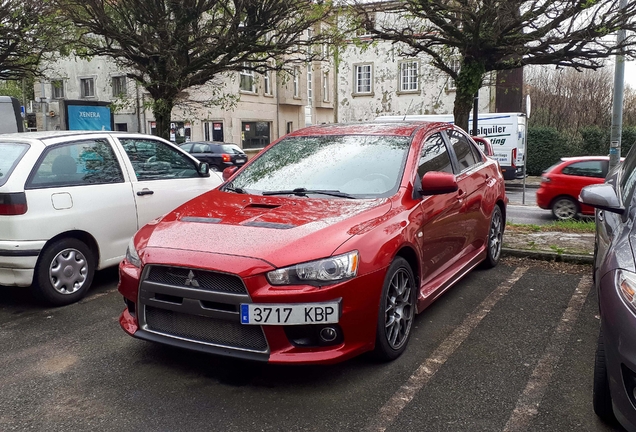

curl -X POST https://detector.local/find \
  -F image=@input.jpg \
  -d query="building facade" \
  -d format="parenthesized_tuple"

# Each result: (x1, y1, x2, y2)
(336, 7, 496, 123)
(33, 47, 335, 153)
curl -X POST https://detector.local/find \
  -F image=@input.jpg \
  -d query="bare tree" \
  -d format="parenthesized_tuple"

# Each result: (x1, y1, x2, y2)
(525, 67, 614, 133)
(350, 0, 636, 132)
(0, 0, 65, 80)
(56, 0, 335, 139)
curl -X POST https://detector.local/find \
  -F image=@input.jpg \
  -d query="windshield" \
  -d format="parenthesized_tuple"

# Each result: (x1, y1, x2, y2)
(227, 135, 411, 198)
(0, 143, 29, 187)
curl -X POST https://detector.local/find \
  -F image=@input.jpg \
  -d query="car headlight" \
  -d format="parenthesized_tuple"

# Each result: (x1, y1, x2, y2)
(617, 270, 636, 311)
(267, 251, 359, 287)
(126, 237, 141, 268)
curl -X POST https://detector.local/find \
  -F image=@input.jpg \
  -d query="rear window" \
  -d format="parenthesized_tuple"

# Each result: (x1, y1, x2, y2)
(222, 144, 244, 154)
(0, 142, 29, 187)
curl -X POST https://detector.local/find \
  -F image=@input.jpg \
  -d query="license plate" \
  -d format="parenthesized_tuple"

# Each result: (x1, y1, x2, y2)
(235, 158, 246, 164)
(240, 302, 339, 325)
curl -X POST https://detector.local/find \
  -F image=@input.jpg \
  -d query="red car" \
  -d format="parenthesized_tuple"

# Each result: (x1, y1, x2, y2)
(536, 156, 612, 220)
(118, 122, 507, 364)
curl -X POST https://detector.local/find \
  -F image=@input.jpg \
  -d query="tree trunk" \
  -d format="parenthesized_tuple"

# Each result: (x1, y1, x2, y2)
(453, 59, 485, 132)
(151, 96, 175, 140)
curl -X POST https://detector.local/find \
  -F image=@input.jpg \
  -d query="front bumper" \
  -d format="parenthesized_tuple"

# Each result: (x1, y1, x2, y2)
(599, 270, 636, 432)
(0, 240, 45, 286)
(118, 252, 387, 365)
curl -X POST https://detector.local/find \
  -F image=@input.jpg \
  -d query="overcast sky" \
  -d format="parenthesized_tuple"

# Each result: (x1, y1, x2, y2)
(625, 60, 635, 89)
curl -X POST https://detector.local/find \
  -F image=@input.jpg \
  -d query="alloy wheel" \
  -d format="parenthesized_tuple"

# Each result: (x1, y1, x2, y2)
(489, 207, 503, 262)
(384, 268, 414, 350)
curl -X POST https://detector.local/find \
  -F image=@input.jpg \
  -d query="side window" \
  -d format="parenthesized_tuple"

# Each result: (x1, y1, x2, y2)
(447, 130, 480, 172)
(561, 161, 605, 178)
(620, 152, 636, 206)
(418, 133, 453, 177)
(119, 139, 198, 180)
(27, 139, 124, 188)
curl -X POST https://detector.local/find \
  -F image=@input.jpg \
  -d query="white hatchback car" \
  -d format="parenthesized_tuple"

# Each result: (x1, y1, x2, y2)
(0, 131, 222, 305)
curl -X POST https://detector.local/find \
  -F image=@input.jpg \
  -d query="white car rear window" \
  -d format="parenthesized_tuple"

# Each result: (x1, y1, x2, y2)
(0, 142, 29, 187)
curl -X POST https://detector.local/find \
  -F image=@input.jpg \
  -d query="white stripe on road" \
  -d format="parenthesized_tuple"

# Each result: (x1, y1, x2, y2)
(502, 274, 593, 432)
(365, 266, 529, 432)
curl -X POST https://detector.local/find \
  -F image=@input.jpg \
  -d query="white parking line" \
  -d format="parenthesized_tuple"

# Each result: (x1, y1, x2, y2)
(365, 266, 529, 432)
(502, 274, 593, 432)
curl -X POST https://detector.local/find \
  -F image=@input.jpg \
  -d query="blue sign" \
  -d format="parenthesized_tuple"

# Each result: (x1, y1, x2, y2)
(67, 105, 111, 131)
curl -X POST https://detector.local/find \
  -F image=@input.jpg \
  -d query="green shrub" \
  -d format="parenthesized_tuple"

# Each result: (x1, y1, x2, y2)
(526, 127, 566, 175)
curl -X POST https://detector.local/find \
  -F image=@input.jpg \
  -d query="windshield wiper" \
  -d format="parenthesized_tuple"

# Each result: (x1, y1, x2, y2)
(224, 185, 246, 194)
(262, 188, 356, 199)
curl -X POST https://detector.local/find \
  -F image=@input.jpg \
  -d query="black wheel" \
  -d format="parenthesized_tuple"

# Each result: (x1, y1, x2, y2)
(482, 205, 503, 268)
(593, 327, 616, 422)
(34, 238, 95, 306)
(552, 196, 578, 220)
(373, 257, 416, 361)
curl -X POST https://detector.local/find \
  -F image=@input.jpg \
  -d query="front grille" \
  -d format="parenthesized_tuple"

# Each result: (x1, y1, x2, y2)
(146, 266, 247, 294)
(145, 306, 268, 352)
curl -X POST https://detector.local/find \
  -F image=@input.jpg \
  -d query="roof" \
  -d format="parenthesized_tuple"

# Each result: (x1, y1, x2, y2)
(290, 121, 445, 138)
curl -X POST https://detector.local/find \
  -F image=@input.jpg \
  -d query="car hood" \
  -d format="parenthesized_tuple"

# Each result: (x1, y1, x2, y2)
(142, 190, 392, 268)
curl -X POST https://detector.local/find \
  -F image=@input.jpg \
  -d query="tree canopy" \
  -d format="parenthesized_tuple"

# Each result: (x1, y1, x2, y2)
(0, 0, 65, 81)
(351, 0, 636, 131)
(56, 0, 336, 139)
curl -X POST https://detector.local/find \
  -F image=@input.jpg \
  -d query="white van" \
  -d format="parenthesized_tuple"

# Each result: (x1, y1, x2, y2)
(376, 113, 527, 180)
(0, 96, 24, 134)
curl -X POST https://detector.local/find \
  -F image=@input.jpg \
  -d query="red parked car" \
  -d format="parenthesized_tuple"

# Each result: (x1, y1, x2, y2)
(536, 156, 613, 220)
(118, 122, 507, 364)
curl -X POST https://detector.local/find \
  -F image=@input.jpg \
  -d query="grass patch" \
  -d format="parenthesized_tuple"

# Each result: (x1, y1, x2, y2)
(507, 219, 595, 233)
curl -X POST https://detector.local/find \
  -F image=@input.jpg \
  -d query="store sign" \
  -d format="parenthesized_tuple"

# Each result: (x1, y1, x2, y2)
(213, 123, 222, 130)
(67, 105, 112, 131)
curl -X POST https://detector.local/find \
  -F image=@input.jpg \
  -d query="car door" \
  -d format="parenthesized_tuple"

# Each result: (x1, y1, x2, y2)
(560, 160, 607, 213)
(115, 136, 221, 228)
(25, 137, 138, 268)
(444, 128, 488, 254)
(415, 131, 465, 297)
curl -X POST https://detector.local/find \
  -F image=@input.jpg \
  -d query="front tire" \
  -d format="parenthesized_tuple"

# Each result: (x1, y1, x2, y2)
(372, 257, 416, 361)
(552, 196, 578, 220)
(593, 327, 615, 422)
(34, 238, 95, 306)
(482, 205, 503, 268)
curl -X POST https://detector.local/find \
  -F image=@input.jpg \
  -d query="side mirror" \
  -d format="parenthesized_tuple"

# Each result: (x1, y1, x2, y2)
(579, 183, 624, 215)
(223, 166, 238, 181)
(198, 162, 210, 177)
(420, 171, 458, 196)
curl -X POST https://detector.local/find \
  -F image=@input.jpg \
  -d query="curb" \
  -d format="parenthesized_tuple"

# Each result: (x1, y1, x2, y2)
(503, 248, 593, 265)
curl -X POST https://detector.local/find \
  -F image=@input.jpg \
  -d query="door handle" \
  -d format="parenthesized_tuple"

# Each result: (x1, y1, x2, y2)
(597, 210, 604, 222)
(137, 189, 154, 196)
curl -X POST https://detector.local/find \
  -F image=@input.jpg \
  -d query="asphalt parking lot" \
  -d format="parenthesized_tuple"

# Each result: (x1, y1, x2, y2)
(0, 258, 624, 432)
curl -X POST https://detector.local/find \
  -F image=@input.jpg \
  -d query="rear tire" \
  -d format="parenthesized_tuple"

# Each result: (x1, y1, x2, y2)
(372, 257, 416, 361)
(34, 238, 95, 306)
(552, 196, 578, 221)
(482, 205, 503, 269)
(593, 327, 615, 422)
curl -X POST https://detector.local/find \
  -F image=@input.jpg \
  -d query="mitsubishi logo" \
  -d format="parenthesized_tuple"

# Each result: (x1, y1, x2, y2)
(184, 270, 200, 287)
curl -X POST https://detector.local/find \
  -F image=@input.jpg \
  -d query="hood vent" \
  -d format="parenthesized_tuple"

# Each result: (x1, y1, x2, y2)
(244, 203, 280, 210)
(241, 221, 295, 229)
(181, 217, 222, 224)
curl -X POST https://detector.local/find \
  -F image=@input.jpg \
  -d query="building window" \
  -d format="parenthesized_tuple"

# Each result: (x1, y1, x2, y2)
(80, 78, 95, 98)
(322, 43, 329, 60)
(293, 67, 300, 98)
(354, 64, 372, 94)
(112, 76, 127, 97)
(242, 121, 271, 150)
(263, 71, 272, 95)
(323, 72, 329, 102)
(400, 61, 419, 92)
(287, 121, 293, 134)
(51, 80, 64, 99)
(447, 59, 461, 91)
(240, 64, 255, 93)
(357, 12, 376, 37)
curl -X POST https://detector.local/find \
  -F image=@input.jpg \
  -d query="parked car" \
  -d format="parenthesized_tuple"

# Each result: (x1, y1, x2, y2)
(580, 150, 636, 431)
(472, 136, 494, 157)
(118, 121, 507, 364)
(536, 156, 612, 220)
(0, 131, 222, 305)
(179, 141, 247, 172)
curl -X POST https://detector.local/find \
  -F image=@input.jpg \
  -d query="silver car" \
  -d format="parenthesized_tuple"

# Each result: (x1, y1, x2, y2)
(580, 148, 636, 432)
